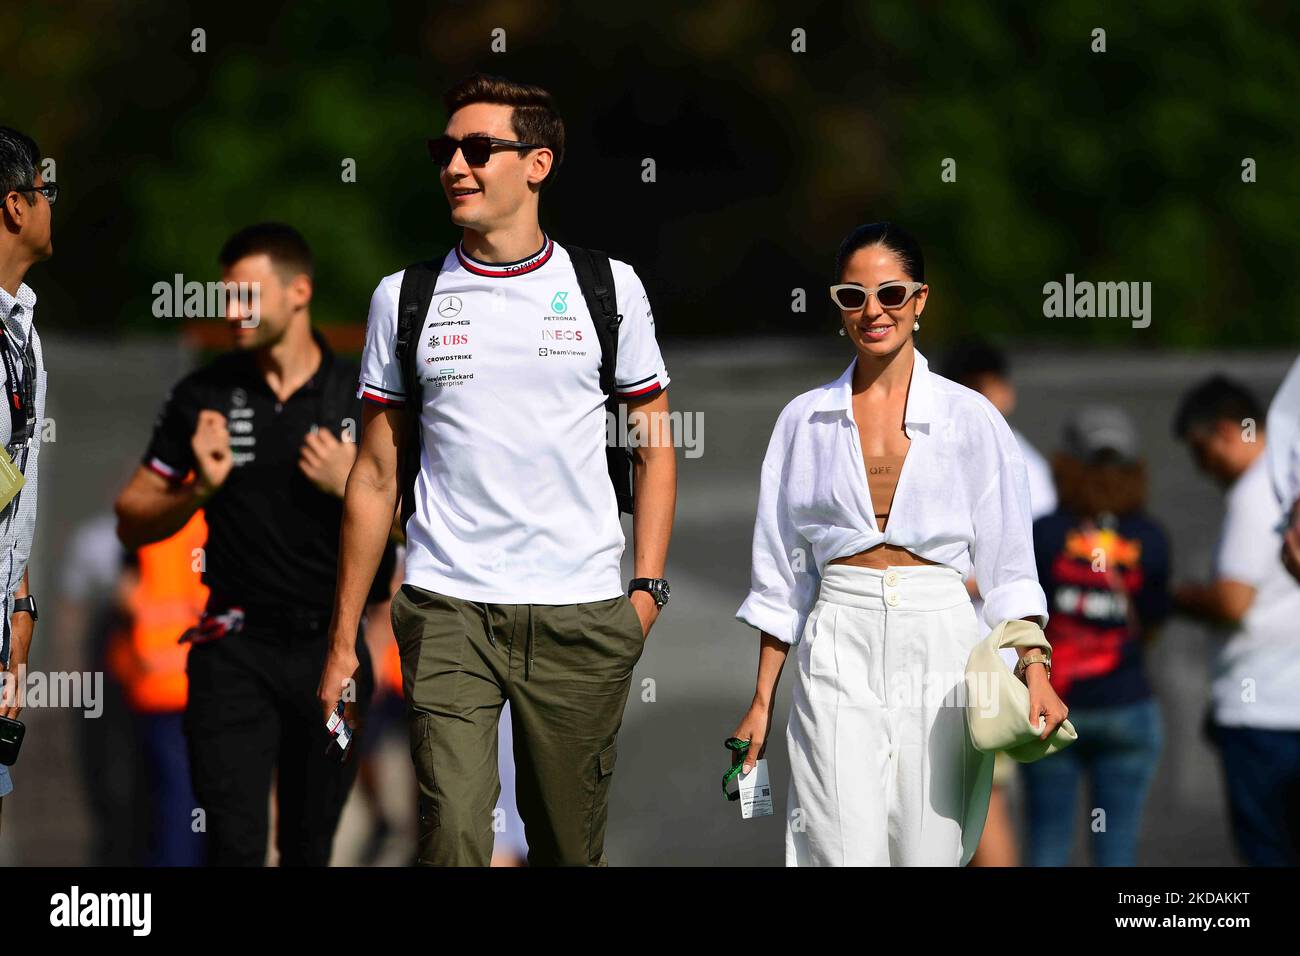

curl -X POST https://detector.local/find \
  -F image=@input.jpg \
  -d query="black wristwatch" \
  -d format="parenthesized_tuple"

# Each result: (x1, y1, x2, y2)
(13, 595, 37, 621)
(627, 578, 670, 609)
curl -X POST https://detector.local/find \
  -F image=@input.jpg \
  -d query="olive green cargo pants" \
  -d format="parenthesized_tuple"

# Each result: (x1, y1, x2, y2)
(390, 582, 645, 866)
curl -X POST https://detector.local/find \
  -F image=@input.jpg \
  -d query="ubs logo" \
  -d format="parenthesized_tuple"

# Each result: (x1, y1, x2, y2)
(428, 333, 469, 349)
(437, 296, 463, 317)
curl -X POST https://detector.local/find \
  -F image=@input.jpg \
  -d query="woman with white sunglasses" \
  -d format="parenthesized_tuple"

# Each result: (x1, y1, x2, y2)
(730, 222, 1068, 866)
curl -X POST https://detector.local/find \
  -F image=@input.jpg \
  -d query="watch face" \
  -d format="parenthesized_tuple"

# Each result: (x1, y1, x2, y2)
(630, 579, 669, 606)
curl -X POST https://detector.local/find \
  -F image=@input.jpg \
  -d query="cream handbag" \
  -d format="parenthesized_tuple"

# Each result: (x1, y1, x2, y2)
(964, 619, 1077, 762)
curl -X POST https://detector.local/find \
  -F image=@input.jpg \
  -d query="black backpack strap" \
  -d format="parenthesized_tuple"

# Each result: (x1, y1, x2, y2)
(396, 260, 441, 393)
(568, 245, 635, 515)
(395, 260, 442, 531)
(568, 245, 621, 397)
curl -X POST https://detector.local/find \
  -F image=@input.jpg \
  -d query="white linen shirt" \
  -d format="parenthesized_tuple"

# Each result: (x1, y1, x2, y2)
(736, 348, 1049, 644)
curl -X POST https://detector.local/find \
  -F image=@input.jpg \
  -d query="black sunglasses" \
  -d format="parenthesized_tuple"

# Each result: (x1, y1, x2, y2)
(427, 135, 543, 167)
(10, 183, 58, 206)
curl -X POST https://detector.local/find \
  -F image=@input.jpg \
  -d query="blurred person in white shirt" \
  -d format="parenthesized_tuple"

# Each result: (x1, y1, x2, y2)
(1174, 375, 1300, 866)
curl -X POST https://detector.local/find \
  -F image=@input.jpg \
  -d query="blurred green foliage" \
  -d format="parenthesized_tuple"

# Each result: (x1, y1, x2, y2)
(2, 0, 1297, 347)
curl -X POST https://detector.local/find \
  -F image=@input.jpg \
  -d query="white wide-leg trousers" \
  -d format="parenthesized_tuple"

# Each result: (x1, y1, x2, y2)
(785, 563, 995, 866)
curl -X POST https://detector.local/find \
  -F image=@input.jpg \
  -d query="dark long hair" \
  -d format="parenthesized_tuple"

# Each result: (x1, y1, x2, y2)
(835, 221, 925, 282)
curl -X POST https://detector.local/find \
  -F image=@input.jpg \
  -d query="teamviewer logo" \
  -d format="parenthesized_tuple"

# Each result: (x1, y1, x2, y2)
(538, 347, 548, 356)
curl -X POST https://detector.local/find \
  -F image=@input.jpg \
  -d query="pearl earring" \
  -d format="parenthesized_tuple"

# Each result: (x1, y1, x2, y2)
(913, 320, 920, 332)
(838, 327, 846, 336)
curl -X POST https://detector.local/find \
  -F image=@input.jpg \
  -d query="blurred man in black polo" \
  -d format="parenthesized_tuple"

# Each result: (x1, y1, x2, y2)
(115, 223, 388, 865)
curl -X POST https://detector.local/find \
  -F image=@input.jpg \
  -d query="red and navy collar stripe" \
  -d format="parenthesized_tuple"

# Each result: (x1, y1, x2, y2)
(455, 234, 554, 277)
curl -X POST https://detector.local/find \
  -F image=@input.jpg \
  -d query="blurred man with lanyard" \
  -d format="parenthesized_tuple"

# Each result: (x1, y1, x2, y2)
(0, 126, 52, 828)
(116, 223, 392, 865)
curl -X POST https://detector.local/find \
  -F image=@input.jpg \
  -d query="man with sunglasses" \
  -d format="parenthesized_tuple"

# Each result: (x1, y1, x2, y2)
(319, 73, 677, 866)
(0, 126, 52, 825)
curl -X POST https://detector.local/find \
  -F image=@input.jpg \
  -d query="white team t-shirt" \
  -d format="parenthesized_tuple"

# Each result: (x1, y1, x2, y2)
(1211, 452, 1300, 729)
(358, 235, 670, 604)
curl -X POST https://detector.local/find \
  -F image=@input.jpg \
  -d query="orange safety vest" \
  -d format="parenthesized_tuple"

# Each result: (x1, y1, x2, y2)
(382, 635, 403, 698)
(108, 511, 210, 713)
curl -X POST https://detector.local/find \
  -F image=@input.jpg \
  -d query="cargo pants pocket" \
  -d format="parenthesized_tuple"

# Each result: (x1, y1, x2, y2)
(585, 740, 618, 866)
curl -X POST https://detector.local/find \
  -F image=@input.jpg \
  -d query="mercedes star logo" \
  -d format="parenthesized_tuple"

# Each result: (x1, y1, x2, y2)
(437, 296, 463, 317)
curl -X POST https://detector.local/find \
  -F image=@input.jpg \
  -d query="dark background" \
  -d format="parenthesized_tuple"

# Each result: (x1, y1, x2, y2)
(0, 1, 1297, 866)
(3, 0, 1298, 346)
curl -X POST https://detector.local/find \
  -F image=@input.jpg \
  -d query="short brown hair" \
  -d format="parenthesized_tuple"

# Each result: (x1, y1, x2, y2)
(218, 222, 314, 282)
(443, 73, 565, 188)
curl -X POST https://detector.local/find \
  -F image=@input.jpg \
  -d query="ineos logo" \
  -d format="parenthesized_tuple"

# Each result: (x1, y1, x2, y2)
(437, 296, 463, 317)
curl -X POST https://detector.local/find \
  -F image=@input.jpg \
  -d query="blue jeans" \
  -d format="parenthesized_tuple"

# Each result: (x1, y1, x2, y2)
(1020, 697, 1163, 866)
(1211, 722, 1300, 866)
